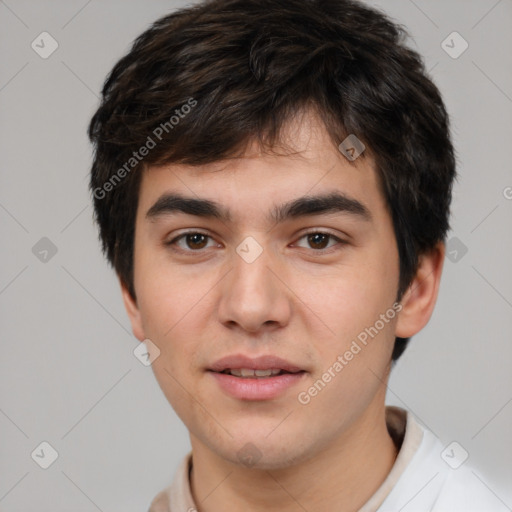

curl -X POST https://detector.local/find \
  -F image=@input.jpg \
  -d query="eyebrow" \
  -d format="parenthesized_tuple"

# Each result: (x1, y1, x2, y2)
(145, 191, 372, 224)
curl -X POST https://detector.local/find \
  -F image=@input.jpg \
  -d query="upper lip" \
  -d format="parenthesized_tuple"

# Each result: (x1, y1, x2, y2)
(208, 354, 304, 373)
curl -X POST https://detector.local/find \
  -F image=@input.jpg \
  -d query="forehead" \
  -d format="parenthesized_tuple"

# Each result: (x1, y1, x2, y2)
(136, 111, 387, 224)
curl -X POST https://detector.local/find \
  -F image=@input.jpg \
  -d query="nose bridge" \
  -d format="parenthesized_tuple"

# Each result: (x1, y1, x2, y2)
(231, 235, 275, 301)
(217, 235, 289, 331)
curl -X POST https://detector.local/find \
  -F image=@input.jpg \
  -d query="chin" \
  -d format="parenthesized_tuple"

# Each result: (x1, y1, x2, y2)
(213, 433, 317, 471)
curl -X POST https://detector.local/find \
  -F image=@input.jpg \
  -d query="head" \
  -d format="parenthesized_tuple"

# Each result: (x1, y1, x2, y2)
(89, 0, 455, 468)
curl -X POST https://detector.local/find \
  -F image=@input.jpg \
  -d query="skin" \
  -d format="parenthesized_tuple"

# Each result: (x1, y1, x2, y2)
(121, 110, 445, 511)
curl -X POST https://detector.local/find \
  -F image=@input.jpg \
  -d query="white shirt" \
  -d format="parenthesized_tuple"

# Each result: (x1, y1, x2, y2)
(148, 406, 509, 511)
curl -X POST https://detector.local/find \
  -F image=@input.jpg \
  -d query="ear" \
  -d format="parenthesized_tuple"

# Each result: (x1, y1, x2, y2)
(119, 278, 146, 341)
(395, 241, 445, 338)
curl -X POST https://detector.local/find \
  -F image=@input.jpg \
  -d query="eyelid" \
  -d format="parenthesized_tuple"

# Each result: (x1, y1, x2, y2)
(298, 227, 344, 239)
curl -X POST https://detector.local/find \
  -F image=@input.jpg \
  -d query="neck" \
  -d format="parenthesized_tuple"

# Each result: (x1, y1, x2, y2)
(190, 402, 398, 512)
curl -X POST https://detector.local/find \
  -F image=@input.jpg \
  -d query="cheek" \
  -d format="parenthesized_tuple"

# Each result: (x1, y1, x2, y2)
(136, 278, 203, 421)
(298, 254, 399, 377)
(303, 263, 396, 342)
(134, 244, 201, 337)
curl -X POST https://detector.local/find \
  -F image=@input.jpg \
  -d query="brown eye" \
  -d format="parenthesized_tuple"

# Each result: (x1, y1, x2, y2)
(307, 233, 331, 250)
(166, 232, 216, 253)
(295, 231, 343, 251)
(184, 233, 209, 250)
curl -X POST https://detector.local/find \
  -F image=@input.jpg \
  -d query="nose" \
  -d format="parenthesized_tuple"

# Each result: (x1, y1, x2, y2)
(217, 239, 292, 334)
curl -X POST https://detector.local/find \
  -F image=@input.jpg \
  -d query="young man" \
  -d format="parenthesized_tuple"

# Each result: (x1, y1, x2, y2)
(88, 0, 507, 510)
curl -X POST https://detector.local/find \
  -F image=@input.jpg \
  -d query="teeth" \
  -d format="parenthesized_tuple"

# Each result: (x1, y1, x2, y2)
(255, 369, 273, 377)
(226, 368, 282, 378)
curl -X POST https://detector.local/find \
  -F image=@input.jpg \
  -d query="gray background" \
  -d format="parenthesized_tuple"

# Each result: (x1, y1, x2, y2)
(1, 0, 511, 510)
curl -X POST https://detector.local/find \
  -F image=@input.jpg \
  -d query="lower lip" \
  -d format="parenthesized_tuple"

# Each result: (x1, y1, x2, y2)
(209, 371, 306, 400)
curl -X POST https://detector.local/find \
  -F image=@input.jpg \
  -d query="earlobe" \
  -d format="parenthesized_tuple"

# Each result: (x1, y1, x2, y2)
(395, 241, 445, 339)
(119, 278, 146, 341)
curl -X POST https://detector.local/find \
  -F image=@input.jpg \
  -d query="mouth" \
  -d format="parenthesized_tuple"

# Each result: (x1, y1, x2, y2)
(207, 354, 307, 400)
(216, 368, 304, 378)
(208, 354, 305, 374)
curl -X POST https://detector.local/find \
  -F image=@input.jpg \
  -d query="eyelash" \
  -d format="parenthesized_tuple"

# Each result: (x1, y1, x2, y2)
(165, 230, 346, 255)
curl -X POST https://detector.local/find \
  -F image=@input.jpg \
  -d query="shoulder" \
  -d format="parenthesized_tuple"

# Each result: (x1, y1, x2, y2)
(147, 452, 195, 512)
(147, 489, 171, 512)
(378, 411, 510, 512)
(431, 464, 511, 512)
(421, 429, 509, 511)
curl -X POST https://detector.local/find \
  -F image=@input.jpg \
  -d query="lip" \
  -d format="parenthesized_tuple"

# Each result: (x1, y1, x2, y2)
(207, 354, 306, 401)
(208, 354, 304, 373)
(209, 371, 306, 400)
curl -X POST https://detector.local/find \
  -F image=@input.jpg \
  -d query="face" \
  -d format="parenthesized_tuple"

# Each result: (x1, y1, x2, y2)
(123, 112, 404, 469)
